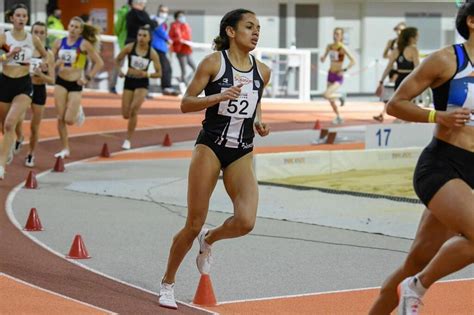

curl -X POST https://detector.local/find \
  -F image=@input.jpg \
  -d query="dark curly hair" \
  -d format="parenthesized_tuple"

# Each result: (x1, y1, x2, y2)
(213, 9, 255, 51)
(456, 1, 474, 40)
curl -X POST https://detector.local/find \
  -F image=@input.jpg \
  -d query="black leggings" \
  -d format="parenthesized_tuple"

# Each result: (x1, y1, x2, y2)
(157, 51, 172, 89)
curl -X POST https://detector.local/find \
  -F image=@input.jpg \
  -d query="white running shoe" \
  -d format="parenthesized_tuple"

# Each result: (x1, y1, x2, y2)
(54, 149, 70, 159)
(14, 136, 23, 154)
(178, 82, 187, 95)
(25, 154, 35, 168)
(121, 139, 131, 150)
(332, 116, 344, 125)
(159, 282, 178, 310)
(0, 166, 4, 180)
(76, 106, 86, 127)
(397, 277, 423, 315)
(196, 228, 213, 275)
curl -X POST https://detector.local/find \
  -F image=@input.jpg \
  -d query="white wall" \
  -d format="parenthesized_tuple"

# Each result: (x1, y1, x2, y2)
(360, 2, 457, 92)
(1, 0, 458, 94)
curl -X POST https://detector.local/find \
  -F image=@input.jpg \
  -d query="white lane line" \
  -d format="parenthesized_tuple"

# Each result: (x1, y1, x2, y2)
(5, 161, 216, 315)
(217, 277, 474, 305)
(0, 272, 117, 314)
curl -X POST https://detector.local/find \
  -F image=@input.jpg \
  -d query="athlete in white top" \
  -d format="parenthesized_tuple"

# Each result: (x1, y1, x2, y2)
(0, 4, 48, 179)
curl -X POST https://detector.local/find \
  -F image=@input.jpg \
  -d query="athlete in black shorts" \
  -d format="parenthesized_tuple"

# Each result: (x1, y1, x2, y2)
(0, 4, 48, 178)
(370, 4, 474, 314)
(114, 25, 161, 150)
(158, 9, 271, 310)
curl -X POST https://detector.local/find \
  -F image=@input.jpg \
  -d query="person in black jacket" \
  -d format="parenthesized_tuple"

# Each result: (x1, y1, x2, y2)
(125, 0, 156, 45)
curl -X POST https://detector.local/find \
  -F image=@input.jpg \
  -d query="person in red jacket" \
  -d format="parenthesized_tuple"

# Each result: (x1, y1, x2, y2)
(169, 11, 196, 84)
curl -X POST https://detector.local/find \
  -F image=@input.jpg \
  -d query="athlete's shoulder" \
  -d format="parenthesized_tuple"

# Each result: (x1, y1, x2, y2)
(203, 51, 222, 64)
(200, 51, 222, 69)
(124, 42, 134, 52)
(425, 45, 456, 65)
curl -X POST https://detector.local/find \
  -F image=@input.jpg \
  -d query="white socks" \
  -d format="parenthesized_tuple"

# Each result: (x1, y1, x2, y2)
(410, 275, 427, 297)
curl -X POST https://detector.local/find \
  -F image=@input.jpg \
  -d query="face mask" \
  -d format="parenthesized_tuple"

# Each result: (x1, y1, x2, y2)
(177, 16, 186, 23)
(159, 12, 168, 19)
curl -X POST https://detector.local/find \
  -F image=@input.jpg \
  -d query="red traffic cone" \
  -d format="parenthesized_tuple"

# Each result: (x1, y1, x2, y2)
(100, 143, 110, 158)
(313, 119, 321, 130)
(24, 171, 38, 189)
(66, 235, 91, 259)
(53, 156, 65, 172)
(23, 208, 43, 231)
(163, 133, 172, 147)
(326, 131, 337, 144)
(193, 274, 217, 306)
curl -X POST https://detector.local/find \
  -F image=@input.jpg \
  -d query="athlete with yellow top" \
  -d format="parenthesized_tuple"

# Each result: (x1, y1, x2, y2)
(320, 27, 356, 125)
(52, 16, 104, 158)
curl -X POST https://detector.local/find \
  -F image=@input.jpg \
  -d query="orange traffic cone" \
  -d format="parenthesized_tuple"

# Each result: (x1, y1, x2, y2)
(163, 133, 172, 147)
(100, 143, 110, 158)
(53, 156, 65, 172)
(313, 119, 321, 130)
(66, 235, 91, 259)
(192, 274, 217, 306)
(24, 171, 38, 189)
(23, 208, 43, 231)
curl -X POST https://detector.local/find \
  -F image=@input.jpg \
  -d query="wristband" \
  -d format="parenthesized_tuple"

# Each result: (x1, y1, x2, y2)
(428, 110, 436, 123)
(1, 54, 6, 61)
(343, 68, 348, 72)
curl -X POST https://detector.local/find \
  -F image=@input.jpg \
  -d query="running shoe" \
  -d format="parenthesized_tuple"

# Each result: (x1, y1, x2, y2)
(159, 282, 178, 310)
(14, 136, 23, 154)
(121, 139, 131, 150)
(373, 114, 384, 122)
(397, 277, 423, 315)
(25, 154, 35, 168)
(76, 106, 86, 127)
(196, 228, 213, 275)
(332, 116, 344, 125)
(339, 93, 346, 107)
(54, 149, 70, 159)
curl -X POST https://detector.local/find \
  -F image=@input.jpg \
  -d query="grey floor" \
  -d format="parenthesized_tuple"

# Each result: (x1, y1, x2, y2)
(12, 158, 473, 304)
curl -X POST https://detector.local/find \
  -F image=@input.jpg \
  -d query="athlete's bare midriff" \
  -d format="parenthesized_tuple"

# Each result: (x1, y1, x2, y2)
(435, 125, 474, 152)
(57, 67, 82, 82)
(2, 64, 29, 78)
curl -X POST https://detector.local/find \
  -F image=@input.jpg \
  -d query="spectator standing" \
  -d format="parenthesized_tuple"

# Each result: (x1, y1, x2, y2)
(47, 7, 65, 46)
(169, 11, 196, 84)
(152, 5, 178, 95)
(110, 0, 132, 94)
(125, 0, 156, 45)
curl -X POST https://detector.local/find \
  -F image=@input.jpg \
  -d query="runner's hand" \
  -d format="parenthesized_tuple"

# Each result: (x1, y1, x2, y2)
(219, 83, 243, 102)
(436, 108, 472, 128)
(255, 121, 270, 137)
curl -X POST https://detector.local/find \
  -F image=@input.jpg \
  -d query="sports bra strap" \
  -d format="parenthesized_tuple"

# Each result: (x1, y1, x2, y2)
(454, 44, 466, 72)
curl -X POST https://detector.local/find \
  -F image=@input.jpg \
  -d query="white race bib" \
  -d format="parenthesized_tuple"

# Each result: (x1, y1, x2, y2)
(7, 46, 33, 65)
(130, 55, 149, 71)
(329, 50, 340, 62)
(218, 89, 258, 119)
(58, 49, 77, 65)
(29, 57, 42, 73)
